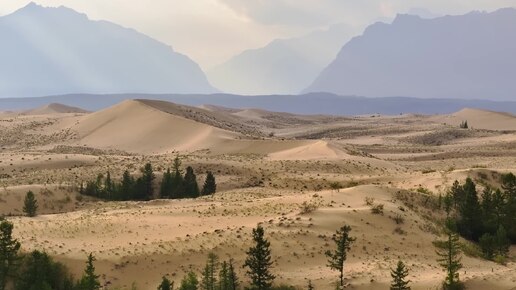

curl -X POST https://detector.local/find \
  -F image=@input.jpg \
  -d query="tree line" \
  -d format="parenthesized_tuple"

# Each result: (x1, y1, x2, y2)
(80, 157, 216, 201)
(443, 174, 515, 262)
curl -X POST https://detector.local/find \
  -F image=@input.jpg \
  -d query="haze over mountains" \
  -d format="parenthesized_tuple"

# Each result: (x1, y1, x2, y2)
(305, 8, 516, 100)
(0, 2, 215, 98)
(207, 23, 359, 95)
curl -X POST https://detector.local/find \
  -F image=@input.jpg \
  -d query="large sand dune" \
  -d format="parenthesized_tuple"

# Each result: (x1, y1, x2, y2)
(72, 100, 239, 154)
(433, 108, 516, 131)
(24, 103, 88, 115)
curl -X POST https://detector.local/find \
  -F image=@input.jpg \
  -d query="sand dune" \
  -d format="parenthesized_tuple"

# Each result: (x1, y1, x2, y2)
(268, 140, 348, 160)
(71, 100, 239, 154)
(433, 108, 516, 131)
(24, 103, 88, 115)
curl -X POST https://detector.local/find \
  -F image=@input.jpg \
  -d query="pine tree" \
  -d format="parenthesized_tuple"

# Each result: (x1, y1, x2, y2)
(140, 163, 156, 200)
(158, 276, 173, 290)
(15, 250, 75, 290)
(179, 271, 199, 290)
(494, 225, 510, 257)
(436, 221, 464, 290)
(325, 225, 356, 289)
(23, 190, 38, 217)
(120, 170, 135, 200)
(390, 260, 411, 290)
(244, 225, 275, 290)
(201, 253, 219, 290)
(0, 219, 21, 290)
(201, 172, 217, 196)
(219, 261, 230, 290)
(171, 156, 185, 198)
(457, 178, 482, 240)
(183, 166, 200, 198)
(78, 253, 101, 290)
(160, 168, 173, 198)
(227, 259, 239, 290)
(479, 233, 495, 260)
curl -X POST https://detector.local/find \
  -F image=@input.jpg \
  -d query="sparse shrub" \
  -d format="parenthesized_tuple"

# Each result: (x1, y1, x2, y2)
(364, 197, 375, 206)
(371, 204, 384, 215)
(299, 201, 318, 214)
(393, 227, 406, 235)
(393, 215, 404, 225)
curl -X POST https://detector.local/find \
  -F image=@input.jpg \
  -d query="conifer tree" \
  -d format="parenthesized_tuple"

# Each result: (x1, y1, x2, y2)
(227, 259, 239, 290)
(495, 225, 510, 257)
(183, 166, 200, 198)
(457, 178, 482, 240)
(23, 190, 38, 217)
(78, 253, 100, 290)
(201, 253, 219, 290)
(120, 170, 135, 200)
(201, 171, 217, 196)
(0, 219, 21, 290)
(171, 156, 185, 198)
(140, 163, 156, 200)
(160, 168, 173, 198)
(179, 272, 199, 290)
(390, 260, 411, 290)
(219, 261, 230, 290)
(244, 225, 275, 290)
(158, 276, 173, 290)
(15, 250, 75, 290)
(436, 221, 463, 290)
(325, 225, 356, 289)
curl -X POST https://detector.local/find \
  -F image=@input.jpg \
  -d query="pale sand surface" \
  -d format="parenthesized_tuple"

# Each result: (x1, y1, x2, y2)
(0, 100, 515, 289)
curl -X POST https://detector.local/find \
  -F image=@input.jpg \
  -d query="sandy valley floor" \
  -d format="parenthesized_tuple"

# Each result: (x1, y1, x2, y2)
(1, 100, 515, 289)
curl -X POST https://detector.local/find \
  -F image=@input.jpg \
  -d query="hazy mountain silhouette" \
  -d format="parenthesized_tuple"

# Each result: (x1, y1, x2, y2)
(305, 8, 516, 100)
(0, 2, 215, 97)
(208, 23, 357, 95)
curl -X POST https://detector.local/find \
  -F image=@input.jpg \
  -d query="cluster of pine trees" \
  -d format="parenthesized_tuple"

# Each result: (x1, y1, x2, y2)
(443, 174, 515, 261)
(80, 157, 216, 201)
(0, 218, 101, 290)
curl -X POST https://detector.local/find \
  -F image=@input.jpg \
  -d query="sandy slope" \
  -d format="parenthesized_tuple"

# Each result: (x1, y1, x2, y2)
(71, 100, 239, 154)
(23, 103, 88, 115)
(433, 108, 516, 131)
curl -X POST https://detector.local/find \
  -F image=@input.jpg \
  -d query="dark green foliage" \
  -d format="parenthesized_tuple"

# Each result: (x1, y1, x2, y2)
(179, 272, 199, 290)
(184, 166, 200, 198)
(15, 250, 75, 290)
(171, 156, 185, 199)
(160, 168, 173, 198)
(325, 225, 356, 288)
(436, 222, 464, 290)
(219, 259, 239, 290)
(80, 159, 214, 202)
(459, 121, 468, 129)
(137, 163, 155, 200)
(201, 253, 218, 290)
(446, 176, 515, 260)
(23, 190, 38, 217)
(457, 178, 482, 240)
(390, 260, 411, 290)
(77, 253, 101, 290)
(244, 225, 275, 290)
(307, 280, 314, 290)
(0, 219, 21, 290)
(201, 171, 217, 196)
(158, 276, 173, 290)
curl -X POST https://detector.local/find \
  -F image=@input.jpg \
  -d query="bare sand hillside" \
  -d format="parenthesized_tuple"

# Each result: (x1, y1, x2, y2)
(23, 103, 89, 115)
(432, 108, 516, 131)
(1, 100, 515, 290)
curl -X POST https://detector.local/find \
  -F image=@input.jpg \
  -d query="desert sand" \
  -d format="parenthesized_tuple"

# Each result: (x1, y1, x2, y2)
(1, 100, 515, 290)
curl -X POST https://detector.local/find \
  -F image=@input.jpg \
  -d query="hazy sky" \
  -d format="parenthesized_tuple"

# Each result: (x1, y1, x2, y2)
(1, 0, 515, 69)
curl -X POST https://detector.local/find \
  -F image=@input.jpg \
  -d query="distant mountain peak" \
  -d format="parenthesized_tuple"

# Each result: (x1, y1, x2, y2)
(304, 8, 516, 101)
(0, 4, 215, 97)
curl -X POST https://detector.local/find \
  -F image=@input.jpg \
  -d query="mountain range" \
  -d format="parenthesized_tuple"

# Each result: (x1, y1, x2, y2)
(0, 3, 215, 98)
(305, 8, 516, 100)
(207, 23, 359, 95)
